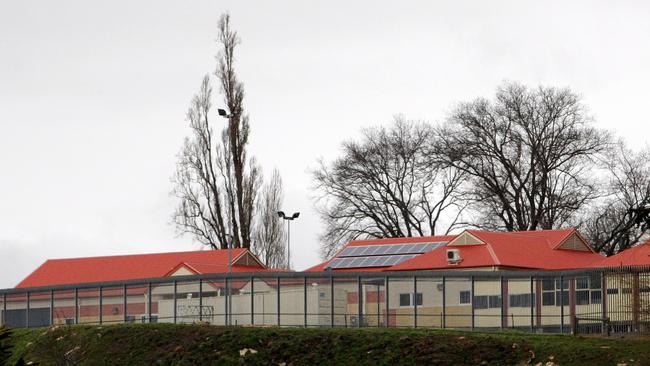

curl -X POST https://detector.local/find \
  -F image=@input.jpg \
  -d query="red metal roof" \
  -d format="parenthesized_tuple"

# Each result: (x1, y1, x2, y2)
(15, 248, 273, 288)
(391, 229, 604, 271)
(307, 229, 604, 273)
(594, 239, 650, 267)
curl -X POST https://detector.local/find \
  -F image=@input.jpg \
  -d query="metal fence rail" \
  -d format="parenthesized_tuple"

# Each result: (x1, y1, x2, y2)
(2, 267, 650, 335)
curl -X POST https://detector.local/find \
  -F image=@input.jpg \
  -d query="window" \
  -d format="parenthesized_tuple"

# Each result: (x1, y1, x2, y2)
(473, 295, 488, 309)
(399, 293, 422, 307)
(399, 293, 411, 307)
(471, 295, 501, 309)
(459, 291, 471, 305)
(509, 293, 534, 308)
(590, 291, 602, 304)
(414, 293, 423, 306)
(606, 288, 619, 295)
(555, 291, 569, 306)
(542, 292, 555, 306)
(488, 295, 501, 308)
(65, 318, 75, 325)
(576, 290, 590, 305)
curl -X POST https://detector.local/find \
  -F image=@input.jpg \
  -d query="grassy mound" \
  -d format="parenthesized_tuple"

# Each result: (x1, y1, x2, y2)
(2, 324, 649, 365)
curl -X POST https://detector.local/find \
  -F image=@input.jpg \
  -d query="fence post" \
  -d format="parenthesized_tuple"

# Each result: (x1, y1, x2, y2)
(74, 288, 79, 324)
(330, 275, 334, 328)
(99, 286, 103, 325)
(357, 276, 363, 328)
(50, 289, 54, 326)
(123, 284, 127, 324)
(2, 293, 6, 326)
(530, 276, 534, 333)
(147, 282, 152, 324)
(442, 276, 446, 329)
(376, 283, 380, 327)
(276, 277, 281, 326)
(471, 276, 475, 331)
(601, 271, 607, 335)
(173, 280, 177, 324)
(385, 276, 390, 327)
(26, 291, 30, 328)
(560, 276, 564, 333)
(499, 276, 505, 330)
(224, 278, 228, 326)
(250, 277, 255, 325)
(303, 276, 308, 328)
(195, 279, 201, 322)
(413, 276, 418, 328)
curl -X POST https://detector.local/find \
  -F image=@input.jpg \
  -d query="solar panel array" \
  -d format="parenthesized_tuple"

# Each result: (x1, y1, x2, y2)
(327, 254, 419, 269)
(326, 241, 447, 269)
(337, 242, 446, 257)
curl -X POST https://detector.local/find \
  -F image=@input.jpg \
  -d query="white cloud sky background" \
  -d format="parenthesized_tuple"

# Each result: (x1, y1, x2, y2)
(1, 0, 649, 288)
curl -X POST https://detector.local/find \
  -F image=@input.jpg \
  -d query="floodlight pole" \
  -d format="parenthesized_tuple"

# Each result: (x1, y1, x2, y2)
(277, 211, 300, 270)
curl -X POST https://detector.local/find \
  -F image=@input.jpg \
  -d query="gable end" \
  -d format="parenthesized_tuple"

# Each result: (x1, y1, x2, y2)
(448, 231, 485, 246)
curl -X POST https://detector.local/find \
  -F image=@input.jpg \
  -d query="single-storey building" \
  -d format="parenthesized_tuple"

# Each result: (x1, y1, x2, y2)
(3, 229, 650, 331)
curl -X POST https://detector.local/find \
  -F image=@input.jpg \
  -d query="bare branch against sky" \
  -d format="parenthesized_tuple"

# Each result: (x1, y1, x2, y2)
(1, 0, 649, 288)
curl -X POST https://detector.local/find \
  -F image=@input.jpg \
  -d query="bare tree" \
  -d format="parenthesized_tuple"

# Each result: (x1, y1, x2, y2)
(171, 14, 261, 250)
(580, 143, 650, 255)
(436, 82, 611, 232)
(313, 117, 468, 258)
(252, 169, 287, 268)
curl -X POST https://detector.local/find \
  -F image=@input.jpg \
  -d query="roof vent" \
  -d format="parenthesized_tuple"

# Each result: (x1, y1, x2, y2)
(446, 249, 462, 264)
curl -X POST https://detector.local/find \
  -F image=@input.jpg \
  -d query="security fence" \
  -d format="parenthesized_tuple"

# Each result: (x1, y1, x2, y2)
(2, 267, 650, 335)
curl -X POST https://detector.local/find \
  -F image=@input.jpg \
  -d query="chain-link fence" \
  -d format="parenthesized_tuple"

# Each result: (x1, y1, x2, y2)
(2, 267, 649, 335)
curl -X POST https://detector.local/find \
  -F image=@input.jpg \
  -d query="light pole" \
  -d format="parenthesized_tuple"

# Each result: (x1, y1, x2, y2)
(219, 108, 234, 325)
(277, 211, 300, 269)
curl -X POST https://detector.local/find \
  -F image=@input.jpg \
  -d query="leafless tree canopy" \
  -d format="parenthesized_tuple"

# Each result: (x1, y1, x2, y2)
(580, 144, 650, 255)
(171, 14, 263, 250)
(252, 169, 287, 268)
(313, 118, 467, 258)
(436, 82, 611, 232)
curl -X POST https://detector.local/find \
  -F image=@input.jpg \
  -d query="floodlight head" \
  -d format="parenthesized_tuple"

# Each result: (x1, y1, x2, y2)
(218, 108, 229, 117)
(291, 212, 300, 219)
(277, 211, 286, 218)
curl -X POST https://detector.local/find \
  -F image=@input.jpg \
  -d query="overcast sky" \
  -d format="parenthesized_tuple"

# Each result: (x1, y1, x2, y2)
(1, 0, 649, 288)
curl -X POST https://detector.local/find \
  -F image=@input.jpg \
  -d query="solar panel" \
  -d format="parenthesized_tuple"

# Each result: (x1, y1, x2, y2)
(326, 254, 419, 269)
(338, 242, 447, 258)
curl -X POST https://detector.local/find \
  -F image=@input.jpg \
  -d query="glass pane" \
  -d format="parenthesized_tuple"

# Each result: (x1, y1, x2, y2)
(151, 282, 175, 324)
(77, 288, 99, 324)
(391, 277, 414, 327)
(98, 286, 121, 325)
(505, 278, 532, 331)
(4, 293, 27, 328)
(52, 290, 75, 325)
(415, 277, 443, 328)
(473, 278, 501, 330)
(332, 277, 356, 327)
(28, 291, 51, 327)
(305, 277, 331, 327)
(126, 284, 149, 324)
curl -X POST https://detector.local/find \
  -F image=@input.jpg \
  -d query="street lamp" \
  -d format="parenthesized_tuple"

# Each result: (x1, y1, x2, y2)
(277, 211, 300, 269)
(218, 108, 232, 118)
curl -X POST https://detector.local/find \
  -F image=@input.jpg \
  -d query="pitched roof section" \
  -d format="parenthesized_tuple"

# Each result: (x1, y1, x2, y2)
(305, 235, 456, 272)
(392, 228, 603, 271)
(16, 248, 273, 288)
(594, 238, 650, 267)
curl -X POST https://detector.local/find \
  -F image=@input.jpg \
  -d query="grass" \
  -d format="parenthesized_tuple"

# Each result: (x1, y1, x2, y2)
(2, 324, 650, 365)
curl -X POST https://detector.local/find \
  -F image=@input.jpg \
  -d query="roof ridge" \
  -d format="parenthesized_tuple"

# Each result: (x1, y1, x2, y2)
(43, 247, 247, 262)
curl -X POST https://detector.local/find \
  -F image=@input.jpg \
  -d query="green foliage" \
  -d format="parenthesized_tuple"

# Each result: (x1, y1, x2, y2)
(0, 326, 12, 365)
(2, 324, 650, 366)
